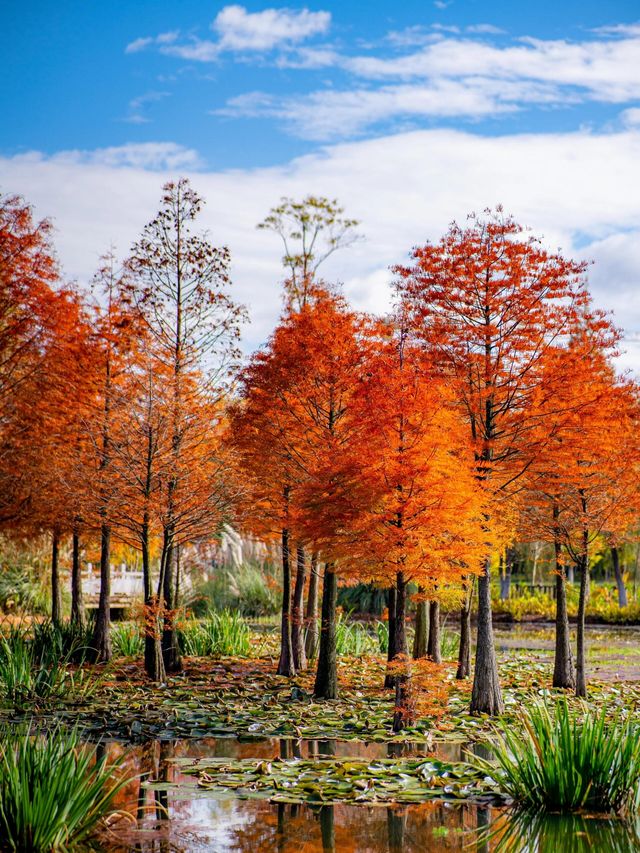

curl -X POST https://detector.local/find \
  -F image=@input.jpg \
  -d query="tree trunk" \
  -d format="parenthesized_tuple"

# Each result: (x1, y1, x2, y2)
(413, 595, 428, 659)
(291, 545, 307, 671)
(304, 552, 320, 660)
(427, 600, 442, 663)
(90, 522, 112, 662)
(392, 571, 412, 731)
(384, 584, 397, 688)
(552, 526, 574, 689)
(161, 534, 182, 673)
(70, 525, 85, 627)
(319, 805, 335, 853)
(456, 600, 471, 679)
(394, 572, 408, 658)
(50, 527, 62, 625)
(470, 559, 503, 714)
(277, 527, 295, 677)
(142, 514, 165, 682)
(575, 530, 590, 698)
(457, 577, 474, 679)
(387, 807, 407, 852)
(314, 565, 338, 699)
(612, 546, 628, 608)
(500, 548, 513, 599)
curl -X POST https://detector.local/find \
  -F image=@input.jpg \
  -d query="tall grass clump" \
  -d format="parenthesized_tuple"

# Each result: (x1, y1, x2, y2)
(376, 619, 389, 654)
(440, 629, 459, 661)
(111, 622, 144, 657)
(0, 726, 128, 851)
(335, 614, 378, 656)
(179, 610, 251, 657)
(32, 619, 95, 665)
(0, 630, 98, 709)
(476, 699, 640, 814)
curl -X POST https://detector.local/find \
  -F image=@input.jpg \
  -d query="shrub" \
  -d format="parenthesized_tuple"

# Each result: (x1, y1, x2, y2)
(337, 583, 388, 616)
(475, 699, 640, 814)
(0, 725, 128, 851)
(0, 564, 49, 616)
(188, 563, 279, 618)
(178, 610, 251, 657)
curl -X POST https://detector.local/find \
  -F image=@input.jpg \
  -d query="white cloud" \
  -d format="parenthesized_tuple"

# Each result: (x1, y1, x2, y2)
(213, 5, 330, 51)
(125, 91, 171, 125)
(209, 27, 640, 139)
(125, 31, 179, 54)
(592, 22, 640, 37)
(13, 143, 202, 171)
(220, 77, 567, 140)
(466, 24, 506, 35)
(342, 33, 640, 102)
(157, 5, 331, 62)
(2, 128, 640, 371)
(621, 107, 640, 127)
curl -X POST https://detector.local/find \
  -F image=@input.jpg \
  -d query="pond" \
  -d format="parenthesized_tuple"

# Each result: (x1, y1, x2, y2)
(101, 734, 640, 852)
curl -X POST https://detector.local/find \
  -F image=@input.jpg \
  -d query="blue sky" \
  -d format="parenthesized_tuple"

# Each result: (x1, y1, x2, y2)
(4, 1, 640, 167)
(2, 2, 640, 365)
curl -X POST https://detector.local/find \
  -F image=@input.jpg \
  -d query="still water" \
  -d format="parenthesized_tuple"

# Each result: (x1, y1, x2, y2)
(101, 736, 640, 852)
(100, 624, 640, 851)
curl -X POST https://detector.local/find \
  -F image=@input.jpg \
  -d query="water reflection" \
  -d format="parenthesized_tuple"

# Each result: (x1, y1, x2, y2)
(487, 810, 640, 852)
(101, 737, 640, 852)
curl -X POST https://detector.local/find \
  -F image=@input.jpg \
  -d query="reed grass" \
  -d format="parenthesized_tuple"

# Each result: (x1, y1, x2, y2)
(0, 725, 128, 851)
(475, 698, 640, 814)
(178, 610, 251, 657)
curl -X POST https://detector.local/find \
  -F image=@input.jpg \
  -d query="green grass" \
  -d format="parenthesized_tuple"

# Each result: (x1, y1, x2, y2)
(0, 629, 99, 710)
(440, 629, 458, 660)
(0, 725, 128, 851)
(111, 622, 144, 657)
(31, 619, 95, 665)
(476, 698, 640, 814)
(335, 614, 378, 656)
(178, 610, 251, 657)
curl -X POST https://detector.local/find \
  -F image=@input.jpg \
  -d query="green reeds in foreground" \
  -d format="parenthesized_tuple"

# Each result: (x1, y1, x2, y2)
(475, 698, 640, 815)
(0, 726, 128, 852)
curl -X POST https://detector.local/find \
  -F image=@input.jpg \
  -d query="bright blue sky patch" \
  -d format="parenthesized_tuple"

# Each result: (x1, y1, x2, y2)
(4, 2, 640, 167)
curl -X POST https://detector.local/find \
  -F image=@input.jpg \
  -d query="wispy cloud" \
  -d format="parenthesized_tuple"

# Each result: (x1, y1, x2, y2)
(220, 77, 569, 140)
(125, 31, 179, 54)
(124, 91, 170, 125)
(18, 142, 203, 171)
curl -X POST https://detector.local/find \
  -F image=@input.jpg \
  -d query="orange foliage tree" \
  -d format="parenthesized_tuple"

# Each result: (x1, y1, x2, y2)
(230, 288, 371, 694)
(524, 333, 640, 696)
(395, 208, 594, 715)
